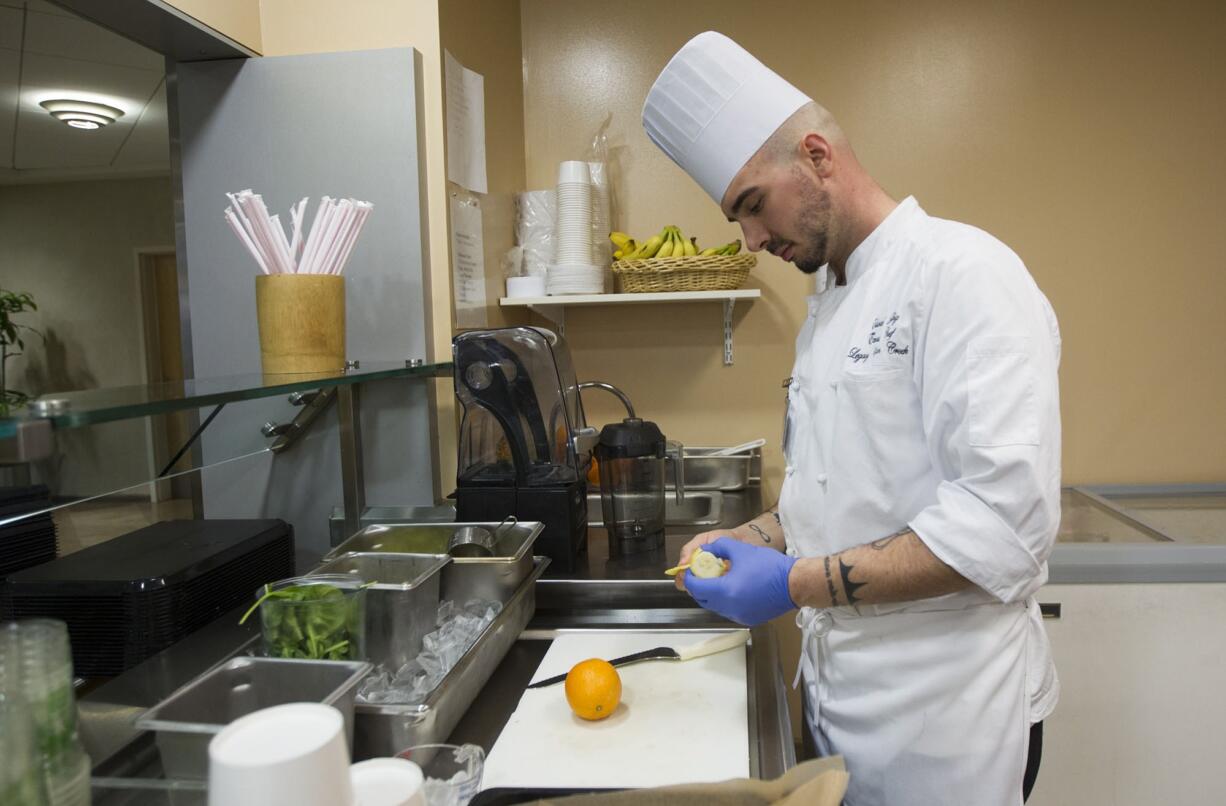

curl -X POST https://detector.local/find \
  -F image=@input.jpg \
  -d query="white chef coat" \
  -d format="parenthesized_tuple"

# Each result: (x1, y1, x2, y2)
(777, 197, 1062, 806)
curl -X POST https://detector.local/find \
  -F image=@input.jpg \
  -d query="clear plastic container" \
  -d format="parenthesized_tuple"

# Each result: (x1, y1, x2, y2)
(43, 748, 89, 806)
(1, 619, 90, 806)
(0, 699, 50, 805)
(254, 575, 367, 661)
(397, 744, 484, 806)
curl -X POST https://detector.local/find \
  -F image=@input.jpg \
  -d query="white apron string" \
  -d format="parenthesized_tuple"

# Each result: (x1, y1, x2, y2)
(793, 606, 834, 738)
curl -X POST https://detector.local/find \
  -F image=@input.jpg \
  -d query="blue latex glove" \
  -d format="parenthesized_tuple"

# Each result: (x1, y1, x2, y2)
(685, 537, 798, 626)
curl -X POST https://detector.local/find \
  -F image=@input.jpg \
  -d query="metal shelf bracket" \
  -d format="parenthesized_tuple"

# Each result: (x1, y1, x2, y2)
(723, 299, 736, 366)
(527, 303, 566, 335)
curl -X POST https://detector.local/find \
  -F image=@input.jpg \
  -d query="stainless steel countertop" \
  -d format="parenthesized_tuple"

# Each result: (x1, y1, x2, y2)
(82, 481, 1224, 788)
(80, 484, 796, 785)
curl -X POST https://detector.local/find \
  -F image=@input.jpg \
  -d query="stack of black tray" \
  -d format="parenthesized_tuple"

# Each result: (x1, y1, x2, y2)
(0, 519, 294, 677)
(0, 485, 57, 577)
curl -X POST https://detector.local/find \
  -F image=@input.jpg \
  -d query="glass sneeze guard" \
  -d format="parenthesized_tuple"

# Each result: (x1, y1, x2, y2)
(0, 361, 453, 438)
(1079, 485, 1226, 546)
(0, 361, 454, 541)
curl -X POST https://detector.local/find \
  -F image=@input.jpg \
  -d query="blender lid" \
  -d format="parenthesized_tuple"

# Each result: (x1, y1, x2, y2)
(595, 418, 666, 459)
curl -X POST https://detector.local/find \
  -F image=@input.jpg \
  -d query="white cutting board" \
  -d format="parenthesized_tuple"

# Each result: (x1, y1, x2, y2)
(481, 630, 750, 791)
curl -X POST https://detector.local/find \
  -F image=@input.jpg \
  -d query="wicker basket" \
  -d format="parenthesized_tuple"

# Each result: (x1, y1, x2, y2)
(611, 253, 756, 293)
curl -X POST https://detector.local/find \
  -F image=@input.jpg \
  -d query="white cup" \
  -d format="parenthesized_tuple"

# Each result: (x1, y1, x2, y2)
(556, 160, 591, 184)
(506, 275, 546, 298)
(208, 703, 354, 806)
(350, 758, 426, 806)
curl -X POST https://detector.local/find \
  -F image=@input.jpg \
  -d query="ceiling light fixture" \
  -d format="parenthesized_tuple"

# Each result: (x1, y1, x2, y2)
(39, 99, 124, 130)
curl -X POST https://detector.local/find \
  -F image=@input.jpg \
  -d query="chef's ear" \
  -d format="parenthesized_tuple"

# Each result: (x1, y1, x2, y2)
(800, 132, 834, 178)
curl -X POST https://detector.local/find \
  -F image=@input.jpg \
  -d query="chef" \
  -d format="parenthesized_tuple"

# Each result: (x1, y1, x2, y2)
(643, 32, 1061, 805)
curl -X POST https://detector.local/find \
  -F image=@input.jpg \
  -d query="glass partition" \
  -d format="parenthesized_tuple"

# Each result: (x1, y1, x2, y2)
(0, 363, 450, 531)
(0, 362, 449, 438)
(1056, 488, 1171, 543)
(1081, 485, 1226, 545)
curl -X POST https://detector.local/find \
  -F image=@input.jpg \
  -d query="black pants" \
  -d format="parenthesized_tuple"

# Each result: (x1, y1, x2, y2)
(1022, 721, 1043, 802)
(800, 699, 1045, 802)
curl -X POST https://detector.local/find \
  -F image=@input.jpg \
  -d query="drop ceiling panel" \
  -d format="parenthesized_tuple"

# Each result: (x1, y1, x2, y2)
(23, 5, 163, 71)
(0, 3, 173, 181)
(112, 77, 167, 167)
(0, 47, 17, 168)
(16, 51, 160, 169)
(22, 1, 76, 19)
(0, 6, 23, 50)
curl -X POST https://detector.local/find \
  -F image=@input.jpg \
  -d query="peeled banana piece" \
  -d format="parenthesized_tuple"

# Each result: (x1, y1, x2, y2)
(664, 546, 729, 578)
(690, 547, 729, 578)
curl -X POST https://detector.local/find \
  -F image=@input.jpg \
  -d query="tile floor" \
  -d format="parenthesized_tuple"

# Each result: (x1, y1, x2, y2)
(53, 497, 195, 556)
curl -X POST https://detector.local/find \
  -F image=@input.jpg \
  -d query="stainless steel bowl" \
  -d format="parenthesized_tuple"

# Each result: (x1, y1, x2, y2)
(325, 520, 543, 603)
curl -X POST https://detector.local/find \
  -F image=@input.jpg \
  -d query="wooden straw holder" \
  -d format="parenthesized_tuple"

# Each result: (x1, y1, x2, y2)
(255, 275, 346, 374)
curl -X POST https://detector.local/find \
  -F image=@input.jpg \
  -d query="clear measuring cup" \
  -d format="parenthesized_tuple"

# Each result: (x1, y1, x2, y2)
(397, 744, 485, 806)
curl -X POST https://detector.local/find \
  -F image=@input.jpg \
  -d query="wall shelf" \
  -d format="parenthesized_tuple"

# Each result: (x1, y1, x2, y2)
(499, 289, 761, 366)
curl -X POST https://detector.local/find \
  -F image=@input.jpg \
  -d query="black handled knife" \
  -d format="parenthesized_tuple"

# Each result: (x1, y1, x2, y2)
(526, 631, 749, 689)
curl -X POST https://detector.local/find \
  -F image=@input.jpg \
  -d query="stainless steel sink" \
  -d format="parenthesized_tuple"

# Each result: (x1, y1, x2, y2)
(586, 491, 723, 528)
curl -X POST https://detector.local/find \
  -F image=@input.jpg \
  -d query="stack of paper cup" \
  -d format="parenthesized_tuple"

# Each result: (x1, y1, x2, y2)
(546, 263, 604, 295)
(550, 160, 604, 294)
(555, 161, 593, 263)
(208, 703, 354, 806)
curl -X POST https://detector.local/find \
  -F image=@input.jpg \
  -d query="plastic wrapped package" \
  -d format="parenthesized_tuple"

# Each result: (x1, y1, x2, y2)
(514, 190, 556, 277)
(585, 114, 615, 281)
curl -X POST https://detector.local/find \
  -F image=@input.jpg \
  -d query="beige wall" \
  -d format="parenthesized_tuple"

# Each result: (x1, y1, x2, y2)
(255, 0, 530, 499)
(256, 0, 457, 499)
(0, 177, 174, 495)
(521, 0, 1226, 741)
(439, 0, 530, 331)
(521, 0, 1226, 495)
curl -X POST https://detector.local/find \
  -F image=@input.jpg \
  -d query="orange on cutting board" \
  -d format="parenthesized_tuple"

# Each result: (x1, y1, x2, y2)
(564, 658, 622, 721)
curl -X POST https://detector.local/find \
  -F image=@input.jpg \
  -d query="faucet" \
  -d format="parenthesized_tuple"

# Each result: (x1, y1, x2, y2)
(577, 381, 636, 419)
(578, 381, 683, 503)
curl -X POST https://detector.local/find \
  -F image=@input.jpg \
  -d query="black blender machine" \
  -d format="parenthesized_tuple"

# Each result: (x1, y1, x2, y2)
(452, 327, 596, 573)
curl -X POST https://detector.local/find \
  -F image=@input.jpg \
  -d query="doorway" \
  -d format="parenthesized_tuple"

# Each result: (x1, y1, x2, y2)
(137, 249, 192, 503)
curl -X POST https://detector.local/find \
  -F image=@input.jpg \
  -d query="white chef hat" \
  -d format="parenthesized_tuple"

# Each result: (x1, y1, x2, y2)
(642, 31, 811, 204)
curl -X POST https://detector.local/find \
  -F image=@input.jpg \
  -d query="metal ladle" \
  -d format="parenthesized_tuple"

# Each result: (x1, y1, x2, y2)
(445, 515, 517, 558)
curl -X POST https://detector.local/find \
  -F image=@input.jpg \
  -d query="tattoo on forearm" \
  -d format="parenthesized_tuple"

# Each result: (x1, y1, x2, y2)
(748, 523, 772, 544)
(770, 508, 782, 526)
(869, 528, 911, 551)
(838, 558, 866, 606)
(823, 556, 840, 607)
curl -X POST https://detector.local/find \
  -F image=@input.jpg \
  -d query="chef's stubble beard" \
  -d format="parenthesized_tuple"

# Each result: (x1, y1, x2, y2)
(792, 174, 833, 275)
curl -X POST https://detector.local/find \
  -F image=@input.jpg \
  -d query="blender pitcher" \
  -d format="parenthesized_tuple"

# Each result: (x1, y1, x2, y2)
(594, 418, 683, 555)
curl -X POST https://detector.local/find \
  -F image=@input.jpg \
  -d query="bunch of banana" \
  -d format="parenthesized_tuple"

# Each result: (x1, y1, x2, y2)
(698, 239, 743, 257)
(608, 231, 637, 260)
(613, 226, 728, 260)
(655, 225, 698, 258)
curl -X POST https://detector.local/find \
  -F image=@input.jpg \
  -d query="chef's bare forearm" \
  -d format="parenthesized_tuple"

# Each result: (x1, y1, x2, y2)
(788, 528, 972, 608)
(722, 506, 785, 551)
(715, 505, 779, 549)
